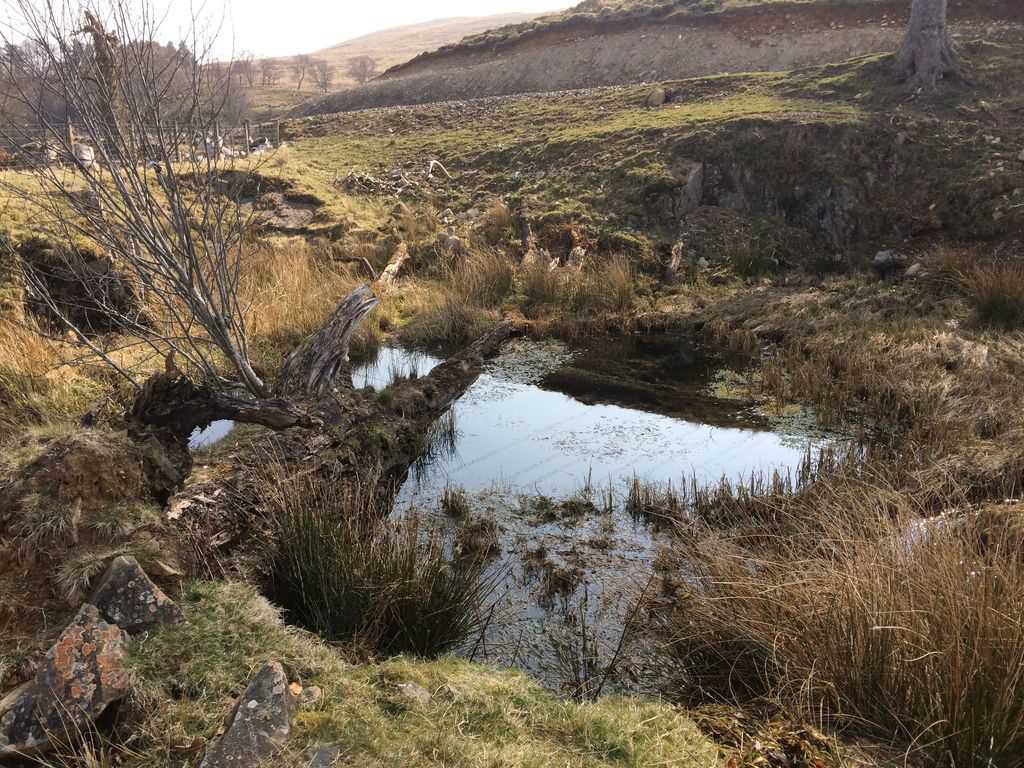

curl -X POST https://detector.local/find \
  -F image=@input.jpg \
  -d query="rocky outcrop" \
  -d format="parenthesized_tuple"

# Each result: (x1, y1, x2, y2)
(89, 556, 184, 634)
(199, 662, 294, 768)
(0, 605, 130, 757)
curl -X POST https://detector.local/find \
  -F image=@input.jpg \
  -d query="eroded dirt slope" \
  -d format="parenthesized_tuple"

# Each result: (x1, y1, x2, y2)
(297, 0, 1022, 115)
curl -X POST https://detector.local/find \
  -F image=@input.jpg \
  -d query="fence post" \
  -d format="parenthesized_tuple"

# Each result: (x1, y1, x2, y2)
(243, 120, 251, 155)
(65, 119, 75, 148)
(276, 120, 281, 147)
(213, 120, 221, 158)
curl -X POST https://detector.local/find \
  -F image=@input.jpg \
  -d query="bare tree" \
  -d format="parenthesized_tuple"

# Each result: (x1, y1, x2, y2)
(0, 1, 364, 415)
(259, 58, 282, 87)
(312, 59, 334, 94)
(0, 0, 511, 518)
(291, 53, 312, 91)
(236, 51, 256, 88)
(347, 55, 378, 85)
(896, 0, 959, 90)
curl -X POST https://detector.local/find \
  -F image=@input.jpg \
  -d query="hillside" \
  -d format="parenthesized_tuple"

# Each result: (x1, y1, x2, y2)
(298, 0, 1023, 114)
(243, 13, 544, 119)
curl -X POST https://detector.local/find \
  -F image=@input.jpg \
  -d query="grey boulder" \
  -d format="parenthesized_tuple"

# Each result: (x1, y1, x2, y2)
(200, 661, 294, 768)
(90, 555, 183, 634)
(0, 604, 130, 757)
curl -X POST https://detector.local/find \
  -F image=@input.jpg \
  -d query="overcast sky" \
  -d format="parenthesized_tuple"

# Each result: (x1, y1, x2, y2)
(184, 0, 572, 59)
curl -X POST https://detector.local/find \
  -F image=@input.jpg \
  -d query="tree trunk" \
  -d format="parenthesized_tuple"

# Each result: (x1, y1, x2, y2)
(161, 320, 517, 575)
(125, 283, 517, 549)
(896, 0, 959, 91)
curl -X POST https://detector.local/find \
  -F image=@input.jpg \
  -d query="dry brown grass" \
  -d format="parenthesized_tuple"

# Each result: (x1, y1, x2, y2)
(962, 260, 1024, 328)
(666, 488, 1024, 767)
(239, 237, 388, 368)
(521, 256, 637, 318)
(449, 249, 515, 308)
(0, 321, 104, 430)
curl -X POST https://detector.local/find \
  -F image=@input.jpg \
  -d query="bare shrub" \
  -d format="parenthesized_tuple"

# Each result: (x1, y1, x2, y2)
(1, 2, 272, 397)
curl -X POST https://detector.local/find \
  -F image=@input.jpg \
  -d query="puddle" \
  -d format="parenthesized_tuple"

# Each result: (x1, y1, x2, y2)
(382, 336, 833, 695)
(189, 419, 237, 450)
(189, 336, 834, 695)
(397, 336, 820, 507)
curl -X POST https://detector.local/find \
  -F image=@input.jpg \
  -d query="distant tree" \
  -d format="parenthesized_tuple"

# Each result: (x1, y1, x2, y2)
(896, 0, 959, 90)
(347, 55, 378, 85)
(236, 52, 256, 87)
(291, 54, 313, 91)
(312, 59, 335, 94)
(259, 59, 282, 87)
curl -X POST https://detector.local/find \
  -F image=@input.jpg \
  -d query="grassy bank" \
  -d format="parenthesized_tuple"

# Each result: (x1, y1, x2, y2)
(120, 581, 722, 768)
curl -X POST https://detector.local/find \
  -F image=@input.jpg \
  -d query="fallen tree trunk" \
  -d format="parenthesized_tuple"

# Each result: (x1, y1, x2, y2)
(376, 243, 410, 292)
(126, 281, 516, 572)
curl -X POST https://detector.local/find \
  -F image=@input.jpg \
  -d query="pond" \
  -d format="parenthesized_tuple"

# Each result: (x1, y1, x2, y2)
(355, 338, 833, 695)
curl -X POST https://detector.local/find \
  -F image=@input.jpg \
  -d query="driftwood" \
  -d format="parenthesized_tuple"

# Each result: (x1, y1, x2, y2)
(276, 284, 380, 399)
(376, 243, 410, 292)
(129, 374, 320, 435)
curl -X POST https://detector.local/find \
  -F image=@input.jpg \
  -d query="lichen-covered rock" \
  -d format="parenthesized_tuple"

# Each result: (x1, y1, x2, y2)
(0, 604, 129, 757)
(303, 744, 341, 767)
(90, 555, 183, 634)
(199, 661, 294, 768)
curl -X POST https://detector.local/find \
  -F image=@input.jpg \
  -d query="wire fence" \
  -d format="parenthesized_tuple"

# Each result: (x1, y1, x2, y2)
(0, 118, 282, 157)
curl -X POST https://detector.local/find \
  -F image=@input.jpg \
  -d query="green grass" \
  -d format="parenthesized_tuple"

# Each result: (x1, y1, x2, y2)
(276, 69, 865, 250)
(126, 580, 723, 767)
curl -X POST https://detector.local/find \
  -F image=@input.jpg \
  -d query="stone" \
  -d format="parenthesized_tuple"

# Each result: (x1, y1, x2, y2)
(1018, 149, 1024, 162)
(394, 682, 431, 707)
(0, 604, 129, 757)
(72, 143, 96, 169)
(199, 662, 294, 768)
(437, 232, 467, 256)
(90, 555, 183, 635)
(299, 685, 324, 708)
(646, 87, 666, 108)
(303, 744, 341, 767)
(905, 263, 924, 278)
(673, 160, 704, 217)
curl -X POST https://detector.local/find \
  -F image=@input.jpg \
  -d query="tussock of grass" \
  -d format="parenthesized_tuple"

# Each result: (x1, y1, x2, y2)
(521, 256, 637, 318)
(126, 580, 721, 768)
(263, 464, 495, 657)
(449, 249, 515, 308)
(397, 286, 498, 349)
(666, 496, 1024, 767)
(963, 260, 1024, 328)
(441, 483, 472, 518)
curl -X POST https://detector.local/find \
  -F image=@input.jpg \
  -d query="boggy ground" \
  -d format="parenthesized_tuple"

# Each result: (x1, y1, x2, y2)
(1, 35, 1024, 768)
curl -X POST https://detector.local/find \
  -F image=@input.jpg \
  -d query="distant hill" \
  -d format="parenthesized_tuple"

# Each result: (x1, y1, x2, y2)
(244, 13, 546, 119)
(311, 13, 545, 77)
